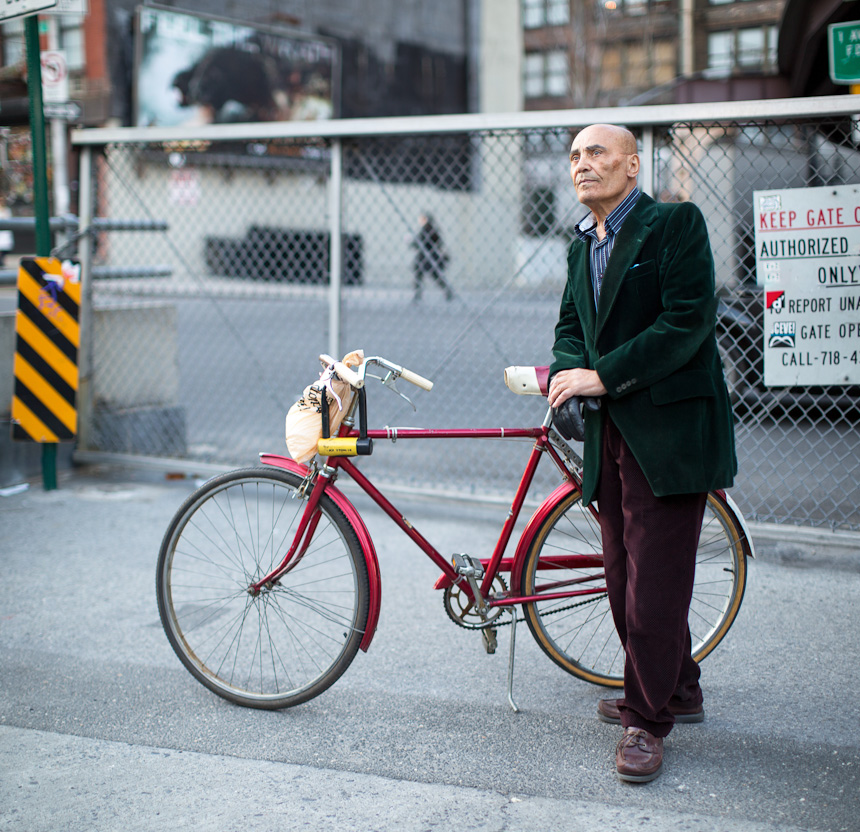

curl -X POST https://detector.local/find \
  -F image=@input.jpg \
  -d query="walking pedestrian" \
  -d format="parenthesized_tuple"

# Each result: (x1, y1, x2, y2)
(411, 213, 452, 301)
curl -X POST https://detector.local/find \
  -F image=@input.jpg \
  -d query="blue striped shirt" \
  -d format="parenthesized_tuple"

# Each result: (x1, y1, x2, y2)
(574, 188, 641, 310)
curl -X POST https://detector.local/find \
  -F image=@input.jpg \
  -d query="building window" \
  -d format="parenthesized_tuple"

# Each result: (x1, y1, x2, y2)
(707, 26, 779, 74)
(523, 0, 570, 29)
(653, 39, 677, 84)
(601, 46, 623, 90)
(1, 16, 83, 70)
(522, 185, 556, 236)
(1, 18, 25, 67)
(600, 38, 677, 93)
(707, 31, 734, 73)
(524, 50, 569, 98)
(623, 0, 648, 15)
(59, 16, 85, 72)
(736, 27, 764, 68)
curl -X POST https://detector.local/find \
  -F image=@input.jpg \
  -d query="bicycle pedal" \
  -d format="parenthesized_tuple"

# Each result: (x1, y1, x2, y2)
(481, 627, 497, 654)
(452, 553, 484, 579)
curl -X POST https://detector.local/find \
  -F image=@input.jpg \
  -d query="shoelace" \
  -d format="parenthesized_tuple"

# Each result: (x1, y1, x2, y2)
(618, 728, 653, 751)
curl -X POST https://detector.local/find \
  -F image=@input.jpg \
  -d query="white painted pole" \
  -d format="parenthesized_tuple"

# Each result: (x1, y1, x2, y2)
(328, 138, 343, 360)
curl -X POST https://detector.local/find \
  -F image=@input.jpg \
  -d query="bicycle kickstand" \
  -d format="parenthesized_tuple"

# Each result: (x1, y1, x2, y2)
(506, 611, 520, 713)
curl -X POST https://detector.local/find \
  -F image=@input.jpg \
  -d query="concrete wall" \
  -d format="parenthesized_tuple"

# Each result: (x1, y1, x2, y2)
(0, 302, 183, 484)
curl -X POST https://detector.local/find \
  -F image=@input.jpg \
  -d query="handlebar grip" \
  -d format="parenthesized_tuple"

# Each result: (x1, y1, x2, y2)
(398, 366, 434, 391)
(319, 354, 364, 388)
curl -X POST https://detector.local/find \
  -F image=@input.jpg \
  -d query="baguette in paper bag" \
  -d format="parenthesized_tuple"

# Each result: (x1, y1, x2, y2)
(285, 350, 364, 463)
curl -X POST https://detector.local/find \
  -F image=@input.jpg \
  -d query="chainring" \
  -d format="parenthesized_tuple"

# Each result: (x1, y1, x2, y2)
(443, 574, 508, 629)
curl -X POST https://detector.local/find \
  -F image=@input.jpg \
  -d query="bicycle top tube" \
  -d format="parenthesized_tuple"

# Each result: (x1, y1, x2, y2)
(314, 352, 582, 472)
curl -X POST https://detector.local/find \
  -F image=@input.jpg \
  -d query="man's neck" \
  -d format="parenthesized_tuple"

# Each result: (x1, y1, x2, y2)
(586, 185, 639, 240)
(585, 181, 636, 232)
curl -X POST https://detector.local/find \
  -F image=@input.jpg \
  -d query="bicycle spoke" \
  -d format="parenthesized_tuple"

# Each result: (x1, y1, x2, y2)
(520, 489, 747, 686)
(157, 469, 369, 709)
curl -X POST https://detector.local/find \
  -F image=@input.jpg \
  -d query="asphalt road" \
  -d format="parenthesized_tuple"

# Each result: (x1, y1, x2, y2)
(1, 464, 858, 831)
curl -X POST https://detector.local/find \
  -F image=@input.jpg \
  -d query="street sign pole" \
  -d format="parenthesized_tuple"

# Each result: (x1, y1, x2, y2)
(24, 14, 58, 490)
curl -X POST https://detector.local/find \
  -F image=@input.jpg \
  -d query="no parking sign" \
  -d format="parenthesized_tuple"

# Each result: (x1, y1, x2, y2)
(40, 50, 68, 103)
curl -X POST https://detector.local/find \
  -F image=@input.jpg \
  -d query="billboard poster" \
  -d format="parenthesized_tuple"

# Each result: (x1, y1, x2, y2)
(754, 183, 860, 387)
(134, 5, 339, 127)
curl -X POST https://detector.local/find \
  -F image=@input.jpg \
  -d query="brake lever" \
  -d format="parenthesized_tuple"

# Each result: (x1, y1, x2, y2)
(374, 370, 416, 410)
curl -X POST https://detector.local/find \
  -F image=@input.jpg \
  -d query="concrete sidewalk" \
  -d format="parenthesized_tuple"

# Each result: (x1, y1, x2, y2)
(1, 464, 857, 832)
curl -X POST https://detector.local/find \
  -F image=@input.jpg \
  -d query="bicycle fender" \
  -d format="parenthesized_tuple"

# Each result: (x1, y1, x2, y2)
(259, 454, 382, 652)
(713, 489, 756, 559)
(509, 481, 580, 594)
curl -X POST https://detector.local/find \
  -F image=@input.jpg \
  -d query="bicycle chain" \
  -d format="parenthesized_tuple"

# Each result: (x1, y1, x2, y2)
(444, 586, 607, 629)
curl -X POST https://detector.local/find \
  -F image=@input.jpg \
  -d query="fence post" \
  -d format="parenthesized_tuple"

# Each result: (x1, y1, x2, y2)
(328, 138, 343, 360)
(75, 145, 95, 453)
(640, 125, 655, 197)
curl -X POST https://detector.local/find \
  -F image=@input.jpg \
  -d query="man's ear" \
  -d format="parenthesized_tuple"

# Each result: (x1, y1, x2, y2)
(628, 153, 640, 178)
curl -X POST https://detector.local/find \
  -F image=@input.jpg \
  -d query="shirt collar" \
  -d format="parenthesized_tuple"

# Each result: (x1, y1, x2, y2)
(574, 187, 641, 242)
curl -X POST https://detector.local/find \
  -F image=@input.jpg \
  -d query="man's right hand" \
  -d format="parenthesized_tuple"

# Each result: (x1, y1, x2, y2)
(547, 368, 607, 408)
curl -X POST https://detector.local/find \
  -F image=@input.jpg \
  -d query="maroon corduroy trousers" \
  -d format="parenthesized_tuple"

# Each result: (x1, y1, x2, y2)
(596, 416, 707, 738)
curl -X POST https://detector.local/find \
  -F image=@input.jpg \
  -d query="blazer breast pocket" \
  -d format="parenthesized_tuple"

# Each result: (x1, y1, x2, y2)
(626, 260, 656, 281)
(622, 260, 660, 315)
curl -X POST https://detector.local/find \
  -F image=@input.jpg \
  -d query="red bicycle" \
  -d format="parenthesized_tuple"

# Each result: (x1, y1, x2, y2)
(156, 354, 753, 711)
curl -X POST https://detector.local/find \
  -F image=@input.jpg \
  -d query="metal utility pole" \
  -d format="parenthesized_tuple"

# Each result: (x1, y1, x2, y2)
(24, 8, 59, 489)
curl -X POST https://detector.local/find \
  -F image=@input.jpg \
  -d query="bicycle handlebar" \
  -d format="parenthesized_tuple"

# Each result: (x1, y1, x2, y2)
(320, 354, 434, 392)
(320, 354, 364, 388)
(397, 365, 434, 391)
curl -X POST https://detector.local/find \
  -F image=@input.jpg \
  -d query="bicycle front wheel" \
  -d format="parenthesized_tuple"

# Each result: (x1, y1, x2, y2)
(519, 489, 748, 687)
(156, 468, 370, 709)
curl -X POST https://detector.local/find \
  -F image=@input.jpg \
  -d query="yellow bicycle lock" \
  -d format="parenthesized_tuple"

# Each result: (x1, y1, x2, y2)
(318, 383, 373, 457)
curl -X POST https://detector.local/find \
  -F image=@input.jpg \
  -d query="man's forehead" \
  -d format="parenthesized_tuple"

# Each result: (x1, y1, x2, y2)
(570, 126, 635, 154)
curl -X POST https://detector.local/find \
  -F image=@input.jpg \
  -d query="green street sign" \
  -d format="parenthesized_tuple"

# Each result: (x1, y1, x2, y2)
(829, 21, 860, 85)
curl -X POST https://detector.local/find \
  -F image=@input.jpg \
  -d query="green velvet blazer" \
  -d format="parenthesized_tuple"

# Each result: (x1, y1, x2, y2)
(550, 193, 737, 504)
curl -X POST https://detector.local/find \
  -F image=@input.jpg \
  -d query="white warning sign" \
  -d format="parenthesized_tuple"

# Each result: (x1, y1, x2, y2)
(754, 184, 860, 386)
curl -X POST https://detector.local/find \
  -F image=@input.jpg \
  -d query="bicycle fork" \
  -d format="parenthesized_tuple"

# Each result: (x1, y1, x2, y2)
(247, 467, 329, 595)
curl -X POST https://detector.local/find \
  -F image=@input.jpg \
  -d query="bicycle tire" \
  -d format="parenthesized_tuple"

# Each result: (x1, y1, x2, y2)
(156, 467, 370, 709)
(519, 489, 748, 687)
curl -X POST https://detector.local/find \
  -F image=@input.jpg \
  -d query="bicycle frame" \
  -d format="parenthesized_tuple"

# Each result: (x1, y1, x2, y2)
(157, 356, 754, 714)
(257, 416, 604, 654)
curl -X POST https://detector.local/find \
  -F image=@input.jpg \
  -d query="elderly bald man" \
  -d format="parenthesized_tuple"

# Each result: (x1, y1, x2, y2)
(548, 124, 737, 783)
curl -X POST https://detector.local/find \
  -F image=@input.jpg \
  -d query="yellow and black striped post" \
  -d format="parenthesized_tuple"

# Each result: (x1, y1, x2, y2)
(11, 258, 81, 485)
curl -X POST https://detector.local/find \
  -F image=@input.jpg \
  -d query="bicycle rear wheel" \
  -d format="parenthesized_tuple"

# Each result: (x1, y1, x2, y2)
(519, 489, 748, 687)
(156, 468, 369, 709)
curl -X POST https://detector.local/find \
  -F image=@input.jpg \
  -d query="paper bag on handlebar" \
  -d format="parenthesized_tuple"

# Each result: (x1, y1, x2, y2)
(285, 349, 364, 463)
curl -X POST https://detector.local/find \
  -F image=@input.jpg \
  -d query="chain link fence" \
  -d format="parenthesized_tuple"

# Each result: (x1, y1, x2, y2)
(71, 101, 860, 530)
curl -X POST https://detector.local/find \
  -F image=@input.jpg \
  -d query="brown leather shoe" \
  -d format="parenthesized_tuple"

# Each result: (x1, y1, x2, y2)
(598, 698, 704, 725)
(615, 727, 664, 783)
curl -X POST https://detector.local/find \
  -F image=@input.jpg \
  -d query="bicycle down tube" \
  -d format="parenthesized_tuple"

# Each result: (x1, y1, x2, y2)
(256, 421, 594, 610)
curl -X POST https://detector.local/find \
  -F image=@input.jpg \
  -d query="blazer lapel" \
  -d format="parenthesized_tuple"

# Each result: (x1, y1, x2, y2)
(594, 198, 654, 337)
(568, 239, 597, 337)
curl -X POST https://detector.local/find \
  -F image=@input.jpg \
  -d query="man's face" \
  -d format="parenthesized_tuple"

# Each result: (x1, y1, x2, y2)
(569, 125, 639, 216)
